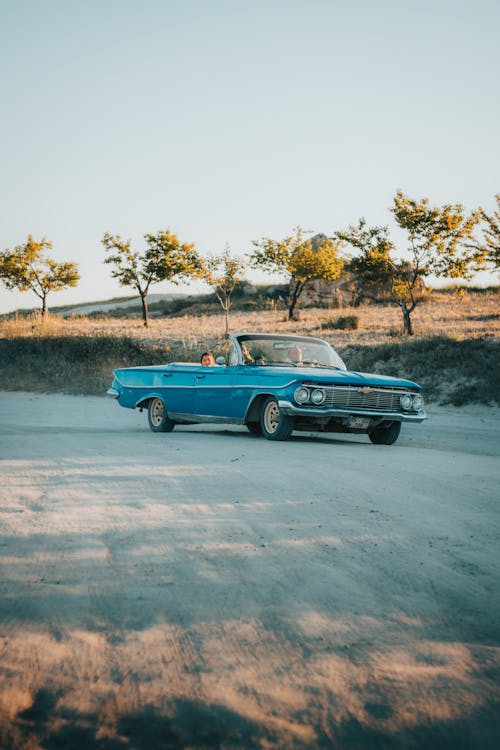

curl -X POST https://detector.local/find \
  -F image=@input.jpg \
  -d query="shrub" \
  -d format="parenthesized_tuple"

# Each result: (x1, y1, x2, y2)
(0, 336, 202, 395)
(338, 337, 499, 405)
(322, 315, 359, 331)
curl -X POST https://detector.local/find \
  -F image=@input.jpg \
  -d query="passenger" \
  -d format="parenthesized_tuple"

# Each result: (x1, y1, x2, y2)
(200, 351, 216, 366)
(240, 343, 254, 364)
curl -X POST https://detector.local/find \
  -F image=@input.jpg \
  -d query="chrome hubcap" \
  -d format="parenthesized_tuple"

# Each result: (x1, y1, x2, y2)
(151, 398, 165, 426)
(263, 401, 280, 434)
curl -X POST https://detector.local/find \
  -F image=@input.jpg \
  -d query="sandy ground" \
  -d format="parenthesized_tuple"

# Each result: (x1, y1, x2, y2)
(0, 392, 499, 749)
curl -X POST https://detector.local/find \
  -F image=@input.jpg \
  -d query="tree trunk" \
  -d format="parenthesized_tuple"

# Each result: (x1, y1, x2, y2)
(224, 298, 230, 337)
(41, 295, 47, 318)
(402, 306, 413, 335)
(288, 281, 304, 320)
(140, 293, 149, 327)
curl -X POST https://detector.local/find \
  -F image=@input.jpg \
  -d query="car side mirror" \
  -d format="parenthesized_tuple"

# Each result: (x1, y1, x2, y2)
(215, 356, 226, 366)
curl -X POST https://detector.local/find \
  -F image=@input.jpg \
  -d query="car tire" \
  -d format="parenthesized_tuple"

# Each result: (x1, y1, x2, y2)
(147, 398, 176, 433)
(368, 421, 401, 445)
(246, 421, 262, 436)
(260, 397, 294, 441)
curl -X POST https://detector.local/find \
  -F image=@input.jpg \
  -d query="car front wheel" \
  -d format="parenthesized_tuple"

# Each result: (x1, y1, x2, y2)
(368, 421, 401, 445)
(147, 398, 176, 433)
(260, 397, 294, 441)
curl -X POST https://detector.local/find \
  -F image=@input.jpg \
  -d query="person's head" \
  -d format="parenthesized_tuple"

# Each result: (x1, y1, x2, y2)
(289, 345, 302, 363)
(200, 351, 216, 366)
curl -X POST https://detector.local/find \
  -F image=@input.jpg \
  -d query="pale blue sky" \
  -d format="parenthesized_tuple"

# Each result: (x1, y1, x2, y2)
(1, 0, 499, 313)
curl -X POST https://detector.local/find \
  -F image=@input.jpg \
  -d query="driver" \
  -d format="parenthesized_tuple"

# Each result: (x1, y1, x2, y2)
(288, 345, 304, 366)
(240, 342, 254, 364)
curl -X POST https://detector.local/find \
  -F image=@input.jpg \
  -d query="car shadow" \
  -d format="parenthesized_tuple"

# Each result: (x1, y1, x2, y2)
(174, 426, 367, 446)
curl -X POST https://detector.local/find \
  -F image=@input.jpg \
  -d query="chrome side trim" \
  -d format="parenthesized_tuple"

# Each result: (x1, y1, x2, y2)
(112, 374, 297, 390)
(113, 377, 193, 390)
(190, 382, 297, 389)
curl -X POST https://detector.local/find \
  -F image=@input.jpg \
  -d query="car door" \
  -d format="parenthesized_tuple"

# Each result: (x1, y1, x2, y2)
(157, 365, 196, 416)
(193, 366, 235, 419)
(229, 364, 272, 420)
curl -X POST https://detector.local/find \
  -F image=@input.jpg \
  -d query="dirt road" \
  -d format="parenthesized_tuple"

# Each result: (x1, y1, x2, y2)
(0, 392, 499, 749)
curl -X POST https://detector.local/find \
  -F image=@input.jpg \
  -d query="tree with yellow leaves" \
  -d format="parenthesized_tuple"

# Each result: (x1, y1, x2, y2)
(250, 227, 344, 320)
(478, 194, 500, 269)
(337, 192, 481, 335)
(0, 235, 80, 317)
(102, 229, 199, 327)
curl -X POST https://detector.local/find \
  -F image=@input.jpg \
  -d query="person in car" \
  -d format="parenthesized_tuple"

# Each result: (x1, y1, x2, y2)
(240, 343, 254, 363)
(288, 345, 304, 365)
(200, 351, 216, 366)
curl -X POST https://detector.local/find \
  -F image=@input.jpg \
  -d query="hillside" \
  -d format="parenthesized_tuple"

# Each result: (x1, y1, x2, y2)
(0, 284, 289, 320)
(0, 287, 498, 405)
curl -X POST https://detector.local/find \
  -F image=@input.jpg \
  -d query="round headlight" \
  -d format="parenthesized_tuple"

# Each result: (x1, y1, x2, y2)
(311, 388, 326, 405)
(400, 393, 413, 410)
(294, 386, 310, 404)
(412, 394, 424, 411)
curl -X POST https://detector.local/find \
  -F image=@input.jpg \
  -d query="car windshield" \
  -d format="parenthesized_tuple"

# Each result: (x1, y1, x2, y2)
(236, 335, 346, 370)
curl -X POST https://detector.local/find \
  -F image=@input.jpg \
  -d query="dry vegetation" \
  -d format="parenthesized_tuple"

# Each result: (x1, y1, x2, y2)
(2, 288, 498, 345)
(0, 288, 498, 405)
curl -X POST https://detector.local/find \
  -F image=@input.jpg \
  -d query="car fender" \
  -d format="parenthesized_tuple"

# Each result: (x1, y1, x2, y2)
(244, 392, 278, 423)
(135, 392, 168, 410)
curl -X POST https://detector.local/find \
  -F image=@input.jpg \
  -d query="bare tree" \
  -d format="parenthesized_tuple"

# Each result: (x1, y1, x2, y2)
(200, 247, 247, 336)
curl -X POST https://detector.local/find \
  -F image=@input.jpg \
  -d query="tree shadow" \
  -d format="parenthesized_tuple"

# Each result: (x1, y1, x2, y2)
(10, 687, 500, 750)
(14, 691, 269, 750)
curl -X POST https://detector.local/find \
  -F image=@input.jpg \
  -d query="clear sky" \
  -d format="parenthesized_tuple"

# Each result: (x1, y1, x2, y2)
(1, 0, 499, 313)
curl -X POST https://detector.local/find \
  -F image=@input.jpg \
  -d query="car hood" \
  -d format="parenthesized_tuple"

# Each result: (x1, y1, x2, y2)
(264, 365, 421, 390)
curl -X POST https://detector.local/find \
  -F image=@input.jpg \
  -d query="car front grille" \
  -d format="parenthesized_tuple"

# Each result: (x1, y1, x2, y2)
(322, 385, 406, 412)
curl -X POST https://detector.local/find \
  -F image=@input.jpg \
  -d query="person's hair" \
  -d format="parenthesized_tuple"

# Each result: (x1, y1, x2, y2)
(200, 351, 215, 365)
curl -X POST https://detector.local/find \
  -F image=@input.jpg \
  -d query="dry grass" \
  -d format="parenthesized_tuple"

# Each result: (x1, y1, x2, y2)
(1, 290, 498, 404)
(1, 289, 498, 348)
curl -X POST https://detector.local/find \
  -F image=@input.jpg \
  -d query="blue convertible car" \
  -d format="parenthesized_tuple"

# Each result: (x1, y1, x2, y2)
(107, 333, 426, 444)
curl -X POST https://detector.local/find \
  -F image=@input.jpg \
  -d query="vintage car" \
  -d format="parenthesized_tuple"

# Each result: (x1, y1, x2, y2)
(107, 333, 426, 444)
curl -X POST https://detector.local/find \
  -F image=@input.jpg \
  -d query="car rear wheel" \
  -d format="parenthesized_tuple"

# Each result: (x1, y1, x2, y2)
(147, 398, 176, 433)
(246, 421, 262, 436)
(260, 397, 294, 441)
(368, 421, 401, 445)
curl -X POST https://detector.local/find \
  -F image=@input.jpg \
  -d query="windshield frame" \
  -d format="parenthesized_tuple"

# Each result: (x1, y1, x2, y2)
(232, 333, 346, 370)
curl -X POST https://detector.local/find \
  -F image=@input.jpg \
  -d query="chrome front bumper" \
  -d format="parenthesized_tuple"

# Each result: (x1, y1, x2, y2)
(277, 399, 427, 423)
